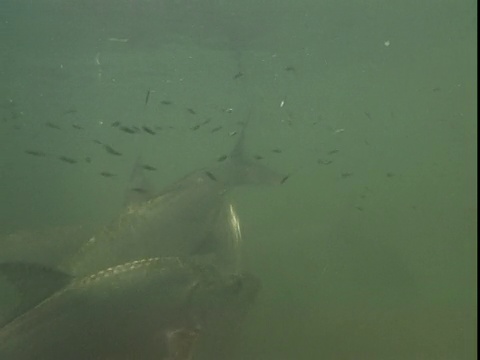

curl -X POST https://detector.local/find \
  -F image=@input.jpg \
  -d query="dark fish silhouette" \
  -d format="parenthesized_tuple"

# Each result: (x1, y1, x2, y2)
(103, 145, 122, 156)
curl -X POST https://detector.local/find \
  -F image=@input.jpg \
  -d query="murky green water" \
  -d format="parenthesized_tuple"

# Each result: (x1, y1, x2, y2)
(1, 1, 476, 359)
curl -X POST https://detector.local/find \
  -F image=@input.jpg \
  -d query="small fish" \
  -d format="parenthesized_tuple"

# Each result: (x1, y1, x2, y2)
(131, 187, 147, 193)
(63, 108, 77, 115)
(205, 171, 217, 181)
(85, 157, 92, 163)
(272, 149, 282, 154)
(285, 65, 295, 71)
(191, 124, 200, 131)
(317, 159, 333, 165)
(141, 165, 157, 171)
(111, 121, 121, 127)
(72, 124, 84, 130)
(253, 155, 263, 160)
(45, 122, 61, 130)
(280, 174, 290, 184)
(341, 172, 354, 178)
(103, 145, 122, 156)
(93, 139, 103, 145)
(119, 126, 137, 134)
(161, 100, 173, 105)
(327, 150, 339, 155)
(233, 72, 244, 79)
(217, 155, 228, 162)
(142, 126, 156, 135)
(211, 126, 222, 133)
(187, 108, 196, 115)
(145, 89, 151, 106)
(25, 150, 47, 157)
(100, 171, 116, 177)
(58, 156, 77, 164)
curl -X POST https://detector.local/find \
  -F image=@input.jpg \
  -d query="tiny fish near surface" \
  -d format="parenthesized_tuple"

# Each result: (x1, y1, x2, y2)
(58, 156, 77, 164)
(103, 145, 122, 156)
(141, 165, 156, 171)
(142, 126, 156, 135)
(25, 150, 47, 157)
(119, 126, 137, 134)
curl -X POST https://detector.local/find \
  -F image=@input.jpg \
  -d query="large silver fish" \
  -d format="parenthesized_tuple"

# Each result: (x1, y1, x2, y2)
(68, 123, 284, 277)
(0, 257, 261, 360)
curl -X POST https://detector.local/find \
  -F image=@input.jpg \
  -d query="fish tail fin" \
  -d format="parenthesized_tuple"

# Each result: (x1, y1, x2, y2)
(224, 118, 287, 186)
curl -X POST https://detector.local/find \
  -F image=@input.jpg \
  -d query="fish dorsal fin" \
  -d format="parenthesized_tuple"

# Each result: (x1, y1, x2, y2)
(0, 262, 72, 324)
(219, 119, 286, 186)
(229, 120, 249, 162)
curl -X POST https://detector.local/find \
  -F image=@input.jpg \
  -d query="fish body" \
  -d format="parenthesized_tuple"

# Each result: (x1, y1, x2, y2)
(0, 258, 260, 360)
(69, 123, 283, 277)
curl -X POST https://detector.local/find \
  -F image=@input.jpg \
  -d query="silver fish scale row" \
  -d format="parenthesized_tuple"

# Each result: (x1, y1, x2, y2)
(77, 256, 184, 286)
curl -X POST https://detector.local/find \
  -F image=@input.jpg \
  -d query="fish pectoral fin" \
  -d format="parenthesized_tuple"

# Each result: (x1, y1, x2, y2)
(165, 327, 201, 360)
(0, 262, 72, 321)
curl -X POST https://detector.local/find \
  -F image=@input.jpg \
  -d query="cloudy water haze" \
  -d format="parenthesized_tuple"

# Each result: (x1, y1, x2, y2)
(0, 0, 476, 359)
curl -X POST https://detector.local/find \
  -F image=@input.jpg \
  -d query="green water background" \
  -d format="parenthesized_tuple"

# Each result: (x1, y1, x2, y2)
(0, 0, 476, 359)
